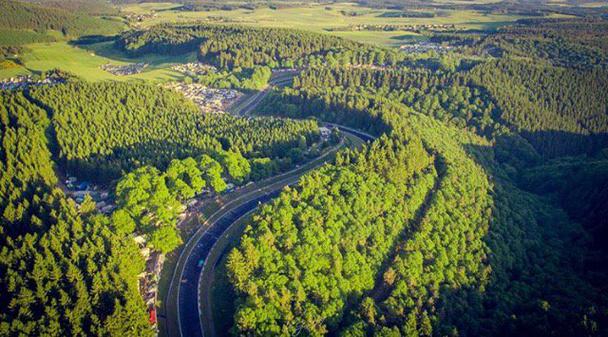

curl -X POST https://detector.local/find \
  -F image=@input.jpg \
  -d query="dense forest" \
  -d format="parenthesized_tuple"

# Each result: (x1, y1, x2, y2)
(285, 66, 503, 138)
(111, 151, 248, 254)
(0, 77, 322, 335)
(228, 133, 438, 335)
(2, 7, 608, 337)
(117, 23, 404, 69)
(478, 18, 608, 69)
(267, 61, 608, 159)
(468, 59, 608, 157)
(224, 19, 608, 335)
(234, 60, 608, 336)
(520, 155, 608, 278)
(192, 66, 272, 90)
(0, 91, 152, 336)
(29, 82, 320, 182)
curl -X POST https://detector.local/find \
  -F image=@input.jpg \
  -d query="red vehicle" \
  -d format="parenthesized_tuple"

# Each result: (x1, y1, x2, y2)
(149, 307, 157, 325)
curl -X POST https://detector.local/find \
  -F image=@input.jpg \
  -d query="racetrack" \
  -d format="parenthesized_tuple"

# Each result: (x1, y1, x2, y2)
(178, 190, 280, 337)
(165, 137, 343, 337)
(164, 68, 376, 337)
(195, 127, 375, 337)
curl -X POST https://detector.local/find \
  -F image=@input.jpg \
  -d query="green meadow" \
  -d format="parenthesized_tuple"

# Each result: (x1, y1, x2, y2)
(118, 2, 536, 47)
(0, 41, 196, 82)
(0, 2, 569, 81)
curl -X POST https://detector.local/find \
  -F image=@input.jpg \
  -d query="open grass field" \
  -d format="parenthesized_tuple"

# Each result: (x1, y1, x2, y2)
(0, 41, 195, 81)
(118, 2, 541, 47)
(121, 2, 183, 13)
(579, 1, 608, 7)
(0, 29, 58, 46)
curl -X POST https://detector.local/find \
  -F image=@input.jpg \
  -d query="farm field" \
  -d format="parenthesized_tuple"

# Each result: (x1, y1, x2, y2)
(0, 1, 571, 80)
(578, 1, 608, 7)
(118, 2, 539, 47)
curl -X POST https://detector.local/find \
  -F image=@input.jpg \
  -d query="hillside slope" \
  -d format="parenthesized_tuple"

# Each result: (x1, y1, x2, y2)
(0, 0, 124, 37)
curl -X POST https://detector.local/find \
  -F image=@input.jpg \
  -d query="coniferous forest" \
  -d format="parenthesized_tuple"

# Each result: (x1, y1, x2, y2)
(0, 78, 319, 336)
(1, 2, 608, 337)
(29, 82, 319, 182)
(0, 91, 153, 336)
(253, 64, 608, 337)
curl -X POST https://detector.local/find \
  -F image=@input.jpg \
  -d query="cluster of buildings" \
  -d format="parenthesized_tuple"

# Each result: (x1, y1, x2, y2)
(65, 174, 165, 330)
(319, 126, 332, 141)
(164, 82, 242, 113)
(133, 235, 164, 329)
(101, 63, 148, 76)
(124, 12, 157, 26)
(346, 63, 388, 70)
(410, 24, 457, 31)
(273, 68, 300, 73)
(0, 75, 65, 90)
(171, 62, 217, 76)
(66, 174, 159, 329)
(399, 41, 454, 54)
(332, 23, 457, 33)
(64, 176, 115, 214)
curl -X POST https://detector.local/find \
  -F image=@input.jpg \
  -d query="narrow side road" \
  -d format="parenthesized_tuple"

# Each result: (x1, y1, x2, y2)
(228, 71, 296, 116)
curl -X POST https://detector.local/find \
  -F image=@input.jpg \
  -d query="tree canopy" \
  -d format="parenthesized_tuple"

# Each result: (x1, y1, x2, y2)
(29, 81, 320, 182)
(0, 91, 152, 336)
(228, 45, 608, 336)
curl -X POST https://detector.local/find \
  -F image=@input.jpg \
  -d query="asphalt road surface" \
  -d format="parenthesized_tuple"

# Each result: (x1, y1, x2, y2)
(178, 190, 280, 337)
(169, 68, 375, 337)
(233, 74, 294, 116)
(174, 126, 374, 337)
(327, 123, 375, 142)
